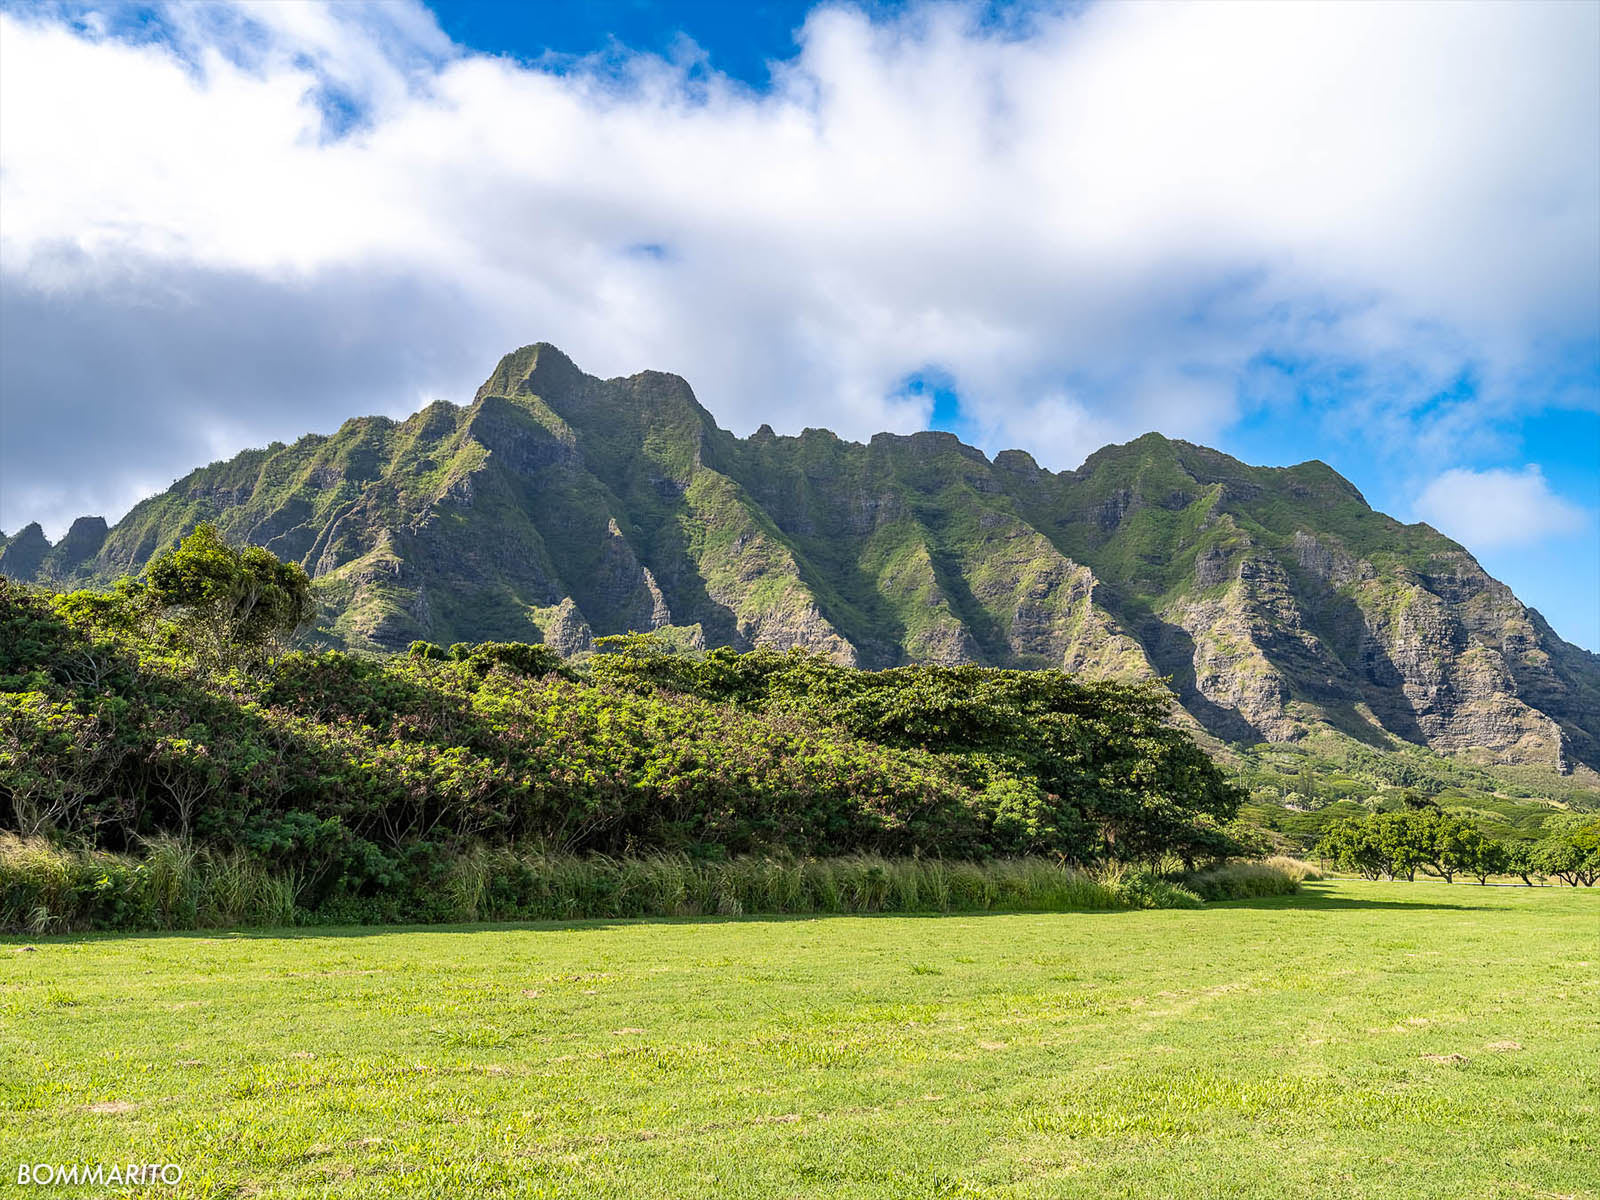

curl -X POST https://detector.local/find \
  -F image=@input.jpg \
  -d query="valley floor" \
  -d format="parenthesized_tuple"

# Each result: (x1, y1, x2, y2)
(3, 881, 1596, 1199)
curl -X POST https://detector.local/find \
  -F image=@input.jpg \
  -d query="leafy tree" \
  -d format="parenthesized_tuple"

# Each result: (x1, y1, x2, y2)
(1533, 818, 1600, 886)
(149, 726, 223, 840)
(1315, 818, 1386, 880)
(1414, 811, 1477, 883)
(1373, 810, 1428, 881)
(455, 641, 570, 680)
(144, 524, 315, 667)
(1466, 836, 1508, 885)
(1502, 842, 1541, 887)
(590, 636, 1245, 864)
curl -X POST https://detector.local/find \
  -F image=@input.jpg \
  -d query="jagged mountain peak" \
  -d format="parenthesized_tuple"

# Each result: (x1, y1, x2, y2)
(7, 343, 1596, 773)
(1074, 434, 1368, 508)
(0, 522, 51, 580)
(868, 429, 989, 462)
(474, 341, 583, 403)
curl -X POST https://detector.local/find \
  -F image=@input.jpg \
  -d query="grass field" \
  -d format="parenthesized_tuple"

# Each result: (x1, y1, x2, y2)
(3, 880, 1596, 1199)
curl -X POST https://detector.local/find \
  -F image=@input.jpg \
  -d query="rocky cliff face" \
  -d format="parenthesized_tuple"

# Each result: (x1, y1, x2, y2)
(6, 342, 1596, 771)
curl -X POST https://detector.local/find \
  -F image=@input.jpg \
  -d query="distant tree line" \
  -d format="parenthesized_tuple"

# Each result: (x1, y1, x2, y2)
(1315, 808, 1598, 886)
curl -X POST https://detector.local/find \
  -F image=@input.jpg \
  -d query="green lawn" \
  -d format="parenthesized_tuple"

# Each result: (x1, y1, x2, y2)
(3, 880, 1596, 1199)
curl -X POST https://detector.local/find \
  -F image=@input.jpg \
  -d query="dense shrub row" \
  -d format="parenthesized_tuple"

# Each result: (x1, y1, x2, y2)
(0, 529, 1255, 922)
(586, 635, 1244, 864)
(1315, 808, 1599, 885)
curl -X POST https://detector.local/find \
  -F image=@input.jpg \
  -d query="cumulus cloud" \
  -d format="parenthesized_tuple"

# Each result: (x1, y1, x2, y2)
(1414, 466, 1589, 551)
(1, 0, 1596, 537)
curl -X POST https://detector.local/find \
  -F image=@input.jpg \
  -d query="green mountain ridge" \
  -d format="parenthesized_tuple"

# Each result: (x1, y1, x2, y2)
(6, 342, 1598, 773)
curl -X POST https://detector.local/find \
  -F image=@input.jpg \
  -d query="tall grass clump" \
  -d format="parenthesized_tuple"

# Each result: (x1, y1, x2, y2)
(1264, 855, 1323, 883)
(1, 835, 154, 933)
(0, 835, 298, 933)
(141, 837, 200, 927)
(196, 850, 298, 927)
(1183, 860, 1303, 901)
(1, 835, 81, 933)
(1093, 862, 1206, 910)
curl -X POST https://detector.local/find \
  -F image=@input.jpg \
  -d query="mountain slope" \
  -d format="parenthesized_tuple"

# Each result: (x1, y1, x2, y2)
(6, 342, 1597, 772)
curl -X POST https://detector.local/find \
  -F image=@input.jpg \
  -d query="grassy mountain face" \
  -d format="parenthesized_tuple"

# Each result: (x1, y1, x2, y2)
(6, 342, 1597, 772)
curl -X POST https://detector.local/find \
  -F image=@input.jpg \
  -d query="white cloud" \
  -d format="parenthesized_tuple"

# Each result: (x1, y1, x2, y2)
(1, 0, 1596, 537)
(1414, 466, 1589, 550)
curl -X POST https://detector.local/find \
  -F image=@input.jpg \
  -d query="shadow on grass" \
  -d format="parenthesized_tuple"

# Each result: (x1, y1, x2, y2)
(1210, 893, 1484, 913)
(7, 885, 1521, 944)
(5, 907, 1129, 944)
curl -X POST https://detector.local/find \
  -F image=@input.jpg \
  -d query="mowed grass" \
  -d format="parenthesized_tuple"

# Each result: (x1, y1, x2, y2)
(2, 881, 1596, 1199)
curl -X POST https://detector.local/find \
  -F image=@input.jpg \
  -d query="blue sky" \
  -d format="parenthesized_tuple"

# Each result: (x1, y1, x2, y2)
(0, 0, 1596, 648)
(430, 1, 823, 86)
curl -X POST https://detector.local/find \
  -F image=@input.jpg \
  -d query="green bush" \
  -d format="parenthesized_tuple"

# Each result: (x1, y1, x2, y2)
(590, 638, 1245, 864)
(1111, 869, 1205, 910)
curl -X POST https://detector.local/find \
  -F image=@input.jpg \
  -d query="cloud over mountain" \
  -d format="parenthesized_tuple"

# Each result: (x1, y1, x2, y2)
(2, 0, 1596, 548)
(1416, 466, 1589, 551)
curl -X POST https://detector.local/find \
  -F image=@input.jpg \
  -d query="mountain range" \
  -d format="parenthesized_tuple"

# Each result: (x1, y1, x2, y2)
(4, 342, 1596, 772)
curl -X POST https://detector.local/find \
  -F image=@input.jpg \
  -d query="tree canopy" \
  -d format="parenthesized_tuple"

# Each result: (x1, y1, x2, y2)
(142, 523, 315, 667)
